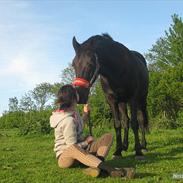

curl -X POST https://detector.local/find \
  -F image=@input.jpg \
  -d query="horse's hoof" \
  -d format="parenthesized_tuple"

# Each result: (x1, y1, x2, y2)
(112, 155, 122, 160)
(135, 155, 145, 160)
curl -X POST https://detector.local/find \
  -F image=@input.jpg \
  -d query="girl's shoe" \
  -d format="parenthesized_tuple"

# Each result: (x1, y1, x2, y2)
(110, 167, 135, 178)
(82, 167, 101, 177)
(123, 167, 136, 178)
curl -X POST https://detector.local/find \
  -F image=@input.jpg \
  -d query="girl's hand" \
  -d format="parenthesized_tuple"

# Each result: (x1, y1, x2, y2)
(86, 136, 94, 144)
(83, 104, 90, 113)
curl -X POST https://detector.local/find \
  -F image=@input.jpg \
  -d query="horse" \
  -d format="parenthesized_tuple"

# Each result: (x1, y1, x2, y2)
(72, 34, 149, 159)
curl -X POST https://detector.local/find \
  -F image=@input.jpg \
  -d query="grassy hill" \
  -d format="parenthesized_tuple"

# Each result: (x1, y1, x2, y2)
(0, 128, 183, 183)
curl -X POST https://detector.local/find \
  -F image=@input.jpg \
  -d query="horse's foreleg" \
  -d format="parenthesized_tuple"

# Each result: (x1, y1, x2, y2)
(123, 118, 129, 151)
(113, 127, 122, 157)
(110, 103, 122, 158)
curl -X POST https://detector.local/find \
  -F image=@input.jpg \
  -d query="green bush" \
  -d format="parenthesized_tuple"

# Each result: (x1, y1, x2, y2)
(19, 110, 52, 135)
(0, 111, 24, 129)
(0, 110, 52, 135)
(150, 114, 178, 130)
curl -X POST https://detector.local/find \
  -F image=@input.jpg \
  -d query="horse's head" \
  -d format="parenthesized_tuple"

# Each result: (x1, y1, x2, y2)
(72, 36, 100, 104)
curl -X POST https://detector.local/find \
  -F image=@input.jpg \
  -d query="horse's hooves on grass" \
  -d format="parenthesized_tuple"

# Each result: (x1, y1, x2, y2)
(135, 156, 145, 160)
(112, 155, 122, 160)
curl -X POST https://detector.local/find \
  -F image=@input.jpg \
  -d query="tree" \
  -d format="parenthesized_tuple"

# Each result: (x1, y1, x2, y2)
(31, 82, 53, 110)
(50, 82, 63, 97)
(146, 14, 183, 71)
(61, 63, 75, 84)
(8, 97, 19, 112)
(19, 92, 36, 111)
(146, 14, 183, 128)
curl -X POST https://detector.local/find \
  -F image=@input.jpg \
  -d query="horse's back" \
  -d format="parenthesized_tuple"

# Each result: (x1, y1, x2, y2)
(130, 50, 147, 67)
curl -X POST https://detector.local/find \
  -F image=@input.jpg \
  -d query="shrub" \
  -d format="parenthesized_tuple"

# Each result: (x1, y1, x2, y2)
(0, 111, 24, 129)
(19, 110, 52, 135)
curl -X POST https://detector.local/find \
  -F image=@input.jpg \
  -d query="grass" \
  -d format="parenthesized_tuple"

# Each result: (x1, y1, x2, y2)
(0, 127, 183, 183)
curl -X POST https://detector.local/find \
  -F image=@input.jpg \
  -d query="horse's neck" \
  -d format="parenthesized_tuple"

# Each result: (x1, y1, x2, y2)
(99, 62, 120, 87)
(99, 57, 124, 79)
(96, 41, 130, 85)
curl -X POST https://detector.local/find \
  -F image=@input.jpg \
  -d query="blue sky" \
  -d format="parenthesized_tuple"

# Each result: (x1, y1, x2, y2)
(0, 0, 183, 115)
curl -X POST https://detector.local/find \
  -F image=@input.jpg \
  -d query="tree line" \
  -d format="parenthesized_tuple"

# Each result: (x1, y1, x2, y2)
(0, 14, 182, 134)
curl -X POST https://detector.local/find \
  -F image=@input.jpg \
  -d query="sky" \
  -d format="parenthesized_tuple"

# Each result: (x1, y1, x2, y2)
(0, 0, 183, 115)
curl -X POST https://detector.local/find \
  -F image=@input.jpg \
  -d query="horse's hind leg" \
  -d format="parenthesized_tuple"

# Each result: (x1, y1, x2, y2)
(130, 101, 144, 158)
(118, 103, 129, 151)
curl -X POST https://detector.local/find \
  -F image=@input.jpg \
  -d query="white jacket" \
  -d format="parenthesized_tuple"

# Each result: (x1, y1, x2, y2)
(50, 111, 87, 158)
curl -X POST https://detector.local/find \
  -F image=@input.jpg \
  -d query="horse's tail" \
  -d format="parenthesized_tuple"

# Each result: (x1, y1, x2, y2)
(142, 105, 149, 132)
(144, 111, 149, 132)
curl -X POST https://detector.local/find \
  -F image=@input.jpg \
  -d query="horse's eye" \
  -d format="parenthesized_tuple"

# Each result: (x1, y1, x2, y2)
(86, 62, 93, 67)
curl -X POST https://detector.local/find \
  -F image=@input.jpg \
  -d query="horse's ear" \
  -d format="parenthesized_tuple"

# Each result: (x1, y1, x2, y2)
(72, 36, 80, 53)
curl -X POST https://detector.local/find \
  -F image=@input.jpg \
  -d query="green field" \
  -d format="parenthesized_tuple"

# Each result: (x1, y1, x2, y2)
(0, 128, 183, 183)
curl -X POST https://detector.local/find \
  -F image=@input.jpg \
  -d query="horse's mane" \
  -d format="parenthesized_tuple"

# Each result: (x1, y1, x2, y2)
(82, 33, 113, 49)
(102, 33, 113, 40)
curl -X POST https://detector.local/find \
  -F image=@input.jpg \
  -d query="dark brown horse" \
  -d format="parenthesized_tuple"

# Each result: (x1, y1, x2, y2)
(72, 34, 149, 159)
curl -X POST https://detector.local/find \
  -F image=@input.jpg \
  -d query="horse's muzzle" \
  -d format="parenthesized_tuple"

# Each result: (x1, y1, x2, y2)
(75, 87, 89, 104)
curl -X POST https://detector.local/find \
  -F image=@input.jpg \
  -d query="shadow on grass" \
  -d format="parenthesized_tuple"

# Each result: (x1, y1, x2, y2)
(148, 136, 183, 151)
(105, 132, 183, 167)
(108, 132, 183, 167)
(135, 172, 157, 179)
(105, 151, 181, 168)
